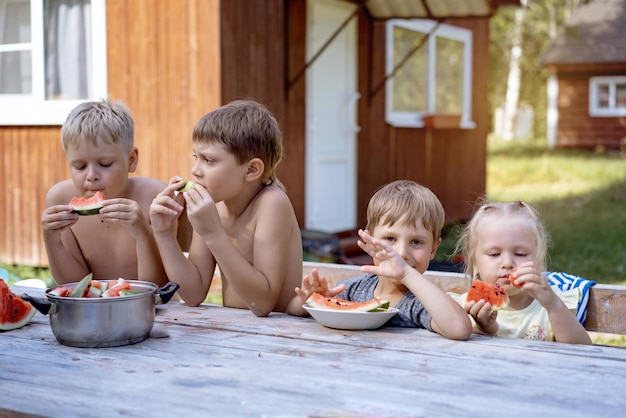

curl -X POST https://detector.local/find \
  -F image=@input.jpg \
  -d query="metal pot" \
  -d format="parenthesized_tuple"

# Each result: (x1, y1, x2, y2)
(22, 281, 179, 348)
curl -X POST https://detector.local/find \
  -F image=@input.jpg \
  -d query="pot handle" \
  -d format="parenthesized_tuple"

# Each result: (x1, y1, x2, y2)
(21, 294, 57, 315)
(155, 282, 180, 305)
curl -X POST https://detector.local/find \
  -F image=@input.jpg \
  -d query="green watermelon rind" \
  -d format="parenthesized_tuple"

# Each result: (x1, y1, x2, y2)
(69, 192, 105, 216)
(72, 206, 103, 216)
(70, 273, 94, 298)
(177, 180, 195, 192)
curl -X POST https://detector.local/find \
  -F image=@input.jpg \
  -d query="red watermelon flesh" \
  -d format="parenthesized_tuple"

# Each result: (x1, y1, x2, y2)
(466, 281, 509, 310)
(69, 191, 106, 215)
(306, 292, 389, 312)
(0, 279, 37, 331)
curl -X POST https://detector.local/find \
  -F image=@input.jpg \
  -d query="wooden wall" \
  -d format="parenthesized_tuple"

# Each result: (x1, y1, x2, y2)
(0, 0, 493, 267)
(0, 0, 221, 267)
(355, 15, 490, 226)
(554, 68, 626, 150)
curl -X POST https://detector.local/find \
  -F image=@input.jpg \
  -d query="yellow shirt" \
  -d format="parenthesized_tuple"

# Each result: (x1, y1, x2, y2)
(449, 286, 580, 341)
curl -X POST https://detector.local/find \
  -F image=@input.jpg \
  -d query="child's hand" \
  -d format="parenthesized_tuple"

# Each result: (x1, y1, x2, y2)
(100, 198, 149, 240)
(150, 177, 187, 233)
(180, 183, 223, 238)
(295, 268, 346, 305)
(41, 205, 79, 239)
(465, 299, 499, 335)
(357, 229, 409, 282)
(514, 261, 559, 310)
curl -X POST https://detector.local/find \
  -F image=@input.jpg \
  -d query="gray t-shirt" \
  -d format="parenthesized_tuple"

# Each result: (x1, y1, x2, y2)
(336, 274, 433, 330)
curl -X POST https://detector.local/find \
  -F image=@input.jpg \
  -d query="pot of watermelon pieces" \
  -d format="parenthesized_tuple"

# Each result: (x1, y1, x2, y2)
(22, 274, 179, 348)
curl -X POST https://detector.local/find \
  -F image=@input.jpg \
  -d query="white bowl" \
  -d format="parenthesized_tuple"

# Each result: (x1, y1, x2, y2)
(303, 304, 399, 330)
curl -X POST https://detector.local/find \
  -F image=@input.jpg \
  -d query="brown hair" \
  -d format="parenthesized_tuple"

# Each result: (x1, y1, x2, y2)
(192, 100, 284, 190)
(61, 99, 134, 154)
(365, 180, 445, 242)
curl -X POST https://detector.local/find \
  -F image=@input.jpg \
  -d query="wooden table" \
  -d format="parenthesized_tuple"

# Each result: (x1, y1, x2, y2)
(3, 285, 626, 417)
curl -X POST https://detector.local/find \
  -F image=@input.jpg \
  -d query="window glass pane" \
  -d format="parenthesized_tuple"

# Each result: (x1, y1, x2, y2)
(44, 0, 91, 100)
(616, 83, 626, 108)
(0, 50, 31, 93)
(597, 84, 610, 108)
(434, 36, 463, 114)
(0, 0, 31, 94)
(1, 0, 30, 43)
(392, 25, 427, 113)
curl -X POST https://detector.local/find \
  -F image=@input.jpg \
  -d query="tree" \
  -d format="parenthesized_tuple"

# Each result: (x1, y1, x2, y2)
(489, 0, 591, 141)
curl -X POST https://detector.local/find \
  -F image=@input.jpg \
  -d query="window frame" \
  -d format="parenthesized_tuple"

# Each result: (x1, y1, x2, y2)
(0, 0, 107, 126)
(589, 76, 626, 117)
(385, 18, 475, 129)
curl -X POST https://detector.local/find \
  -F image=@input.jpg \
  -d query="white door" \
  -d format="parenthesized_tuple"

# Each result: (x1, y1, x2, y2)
(305, 0, 359, 233)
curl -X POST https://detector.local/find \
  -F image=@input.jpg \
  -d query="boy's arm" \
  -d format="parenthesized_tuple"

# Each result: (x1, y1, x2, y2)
(151, 180, 215, 306)
(42, 184, 90, 284)
(189, 188, 297, 317)
(400, 270, 473, 340)
(357, 229, 471, 340)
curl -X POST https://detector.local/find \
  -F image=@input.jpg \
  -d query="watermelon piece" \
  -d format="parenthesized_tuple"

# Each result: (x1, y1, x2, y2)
(306, 292, 389, 312)
(509, 268, 521, 287)
(118, 289, 140, 297)
(0, 279, 36, 331)
(70, 273, 93, 298)
(49, 285, 70, 297)
(102, 278, 132, 298)
(69, 191, 106, 215)
(177, 180, 195, 192)
(466, 281, 510, 310)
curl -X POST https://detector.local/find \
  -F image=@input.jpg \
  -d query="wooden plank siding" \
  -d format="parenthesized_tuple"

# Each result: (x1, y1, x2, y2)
(356, 16, 490, 226)
(0, 0, 221, 266)
(553, 70, 626, 150)
(0, 1, 493, 268)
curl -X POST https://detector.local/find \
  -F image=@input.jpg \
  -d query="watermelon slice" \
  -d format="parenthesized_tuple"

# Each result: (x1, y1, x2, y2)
(466, 281, 509, 310)
(70, 273, 93, 298)
(177, 180, 195, 192)
(69, 191, 106, 215)
(509, 268, 521, 287)
(102, 278, 132, 298)
(0, 279, 36, 331)
(306, 292, 389, 312)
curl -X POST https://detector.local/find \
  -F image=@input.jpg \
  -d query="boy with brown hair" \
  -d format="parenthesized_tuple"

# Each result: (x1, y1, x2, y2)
(42, 99, 183, 286)
(150, 99, 303, 316)
(296, 180, 472, 339)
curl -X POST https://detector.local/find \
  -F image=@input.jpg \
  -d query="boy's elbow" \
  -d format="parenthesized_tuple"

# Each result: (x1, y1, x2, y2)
(438, 319, 472, 341)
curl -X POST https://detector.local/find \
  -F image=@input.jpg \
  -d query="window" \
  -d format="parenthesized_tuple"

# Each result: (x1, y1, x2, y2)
(589, 76, 626, 117)
(0, 0, 107, 125)
(385, 19, 474, 129)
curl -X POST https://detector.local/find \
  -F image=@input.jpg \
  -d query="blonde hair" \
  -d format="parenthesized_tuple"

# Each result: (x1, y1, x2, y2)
(455, 200, 549, 278)
(61, 99, 134, 154)
(193, 99, 284, 190)
(365, 180, 445, 242)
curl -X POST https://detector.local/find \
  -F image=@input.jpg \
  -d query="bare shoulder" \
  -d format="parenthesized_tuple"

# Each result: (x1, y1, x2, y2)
(255, 185, 296, 217)
(46, 180, 78, 206)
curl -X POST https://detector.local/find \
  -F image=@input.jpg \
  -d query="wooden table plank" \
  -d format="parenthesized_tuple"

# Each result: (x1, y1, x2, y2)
(2, 296, 626, 417)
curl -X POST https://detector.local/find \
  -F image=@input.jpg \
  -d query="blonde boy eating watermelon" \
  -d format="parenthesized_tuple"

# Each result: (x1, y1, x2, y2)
(42, 99, 190, 286)
(296, 180, 472, 340)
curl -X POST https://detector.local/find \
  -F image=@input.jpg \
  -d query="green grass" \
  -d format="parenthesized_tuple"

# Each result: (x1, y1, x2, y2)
(486, 137, 626, 285)
(437, 137, 626, 286)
